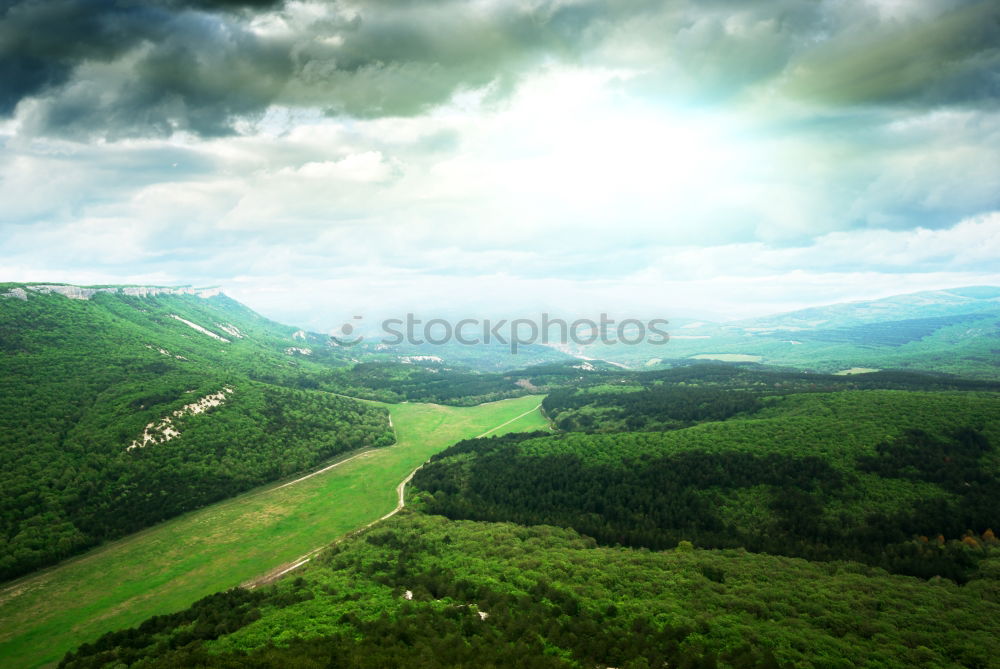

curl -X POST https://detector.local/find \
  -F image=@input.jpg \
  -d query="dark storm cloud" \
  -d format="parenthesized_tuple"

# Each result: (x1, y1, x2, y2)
(2, 0, 999, 139)
(281, 0, 643, 118)
(26, 11, 294, 138)
(0, 0, 285, 115)
(783, 1, 1000, 108)
(3, 0, 654, 137)
(1, 0, 156, 115)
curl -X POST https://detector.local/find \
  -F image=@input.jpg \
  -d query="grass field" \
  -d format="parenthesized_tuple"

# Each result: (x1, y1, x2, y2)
(0, 395, 545, 668)
(475, 401, 552, 437)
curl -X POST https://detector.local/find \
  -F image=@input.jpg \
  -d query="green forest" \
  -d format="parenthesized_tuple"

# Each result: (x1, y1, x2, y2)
(0, 377, 393, 582)
(415, 391, 1000, 582)
(0, 289, 397, 581)
(0, 286, 551, 581)
(5, 287, 1000, 668)
(539, 363, 1000, 432)
(61, 513, 1000, 669)
(57, 379, 1000, 668)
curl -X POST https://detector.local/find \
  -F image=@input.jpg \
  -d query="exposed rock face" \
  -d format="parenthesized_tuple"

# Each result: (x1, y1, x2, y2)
(123, 286, 179, 297)
(10, 284, 224, 300)
(122, 285, 221, 298)
(215, 323, 245, 338)
(27, 284, 114, 299)
(144, 344, 188, 360)
(169, 315, 231, 342)
(128, 387, 234, 451)
(285, 347, 313, 355)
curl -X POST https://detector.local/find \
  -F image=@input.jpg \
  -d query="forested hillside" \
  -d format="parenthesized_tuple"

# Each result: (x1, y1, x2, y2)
(539, 362, 1000, 432)
(0, 283, 544, 406)
(9, 284, 1000, 668)
(308, 361, 531, 405)
(61, 513, 1000, 669)
(415, 391, 1000, 582)
(51, 370, 1000, 667)
(0, 285, 395, 581)
(1, 282, 576, 581)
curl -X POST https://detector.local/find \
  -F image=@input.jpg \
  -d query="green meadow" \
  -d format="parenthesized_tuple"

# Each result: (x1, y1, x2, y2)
(0, 395, 545, 668)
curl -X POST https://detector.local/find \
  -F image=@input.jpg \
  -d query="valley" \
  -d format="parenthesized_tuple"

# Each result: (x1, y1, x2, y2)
(3, 284, 1000, 668)
(56, 378, 1000, 668)
(0, 395, 546, 668)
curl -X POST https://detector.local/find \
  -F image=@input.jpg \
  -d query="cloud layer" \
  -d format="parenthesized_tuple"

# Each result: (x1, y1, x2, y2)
(5, 0, 999, 138)
(1, 0, 998, 324)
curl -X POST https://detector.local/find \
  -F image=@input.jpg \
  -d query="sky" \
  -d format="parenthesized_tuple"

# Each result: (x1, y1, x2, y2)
(1, 0, 999, 330)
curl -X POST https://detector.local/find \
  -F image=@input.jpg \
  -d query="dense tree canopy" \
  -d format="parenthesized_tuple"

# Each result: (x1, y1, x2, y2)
(415, 391, 1000, 582)
(61, 514, 1000, 669)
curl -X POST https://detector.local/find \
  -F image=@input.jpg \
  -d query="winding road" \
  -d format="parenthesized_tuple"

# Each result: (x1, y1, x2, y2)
(247, 402, 543, 588)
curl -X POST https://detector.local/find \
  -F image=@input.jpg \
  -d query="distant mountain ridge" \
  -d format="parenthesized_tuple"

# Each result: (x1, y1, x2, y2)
(4, 281, 999, 379)
(1, 281, 574, 371)
(732, 286, 1000, 331)
(535, 286, 1000, 378)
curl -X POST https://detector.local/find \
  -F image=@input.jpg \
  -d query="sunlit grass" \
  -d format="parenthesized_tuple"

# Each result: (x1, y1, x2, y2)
(0, 395, 544, 668)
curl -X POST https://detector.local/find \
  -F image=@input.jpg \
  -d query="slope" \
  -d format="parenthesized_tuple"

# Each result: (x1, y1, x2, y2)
(0, 284, 396, 581)
(0, 395, 544, 669)
(60, 513, 1000, 669)
(415, 390, 1000, 581)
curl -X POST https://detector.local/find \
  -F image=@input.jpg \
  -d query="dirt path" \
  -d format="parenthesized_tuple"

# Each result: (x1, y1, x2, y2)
(273, 450, 378, 490)
(474, 403, 543, 438)
(272, 400, 401, 490)
(245, 402, 542, 589)
(245, 466, 421, 589)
